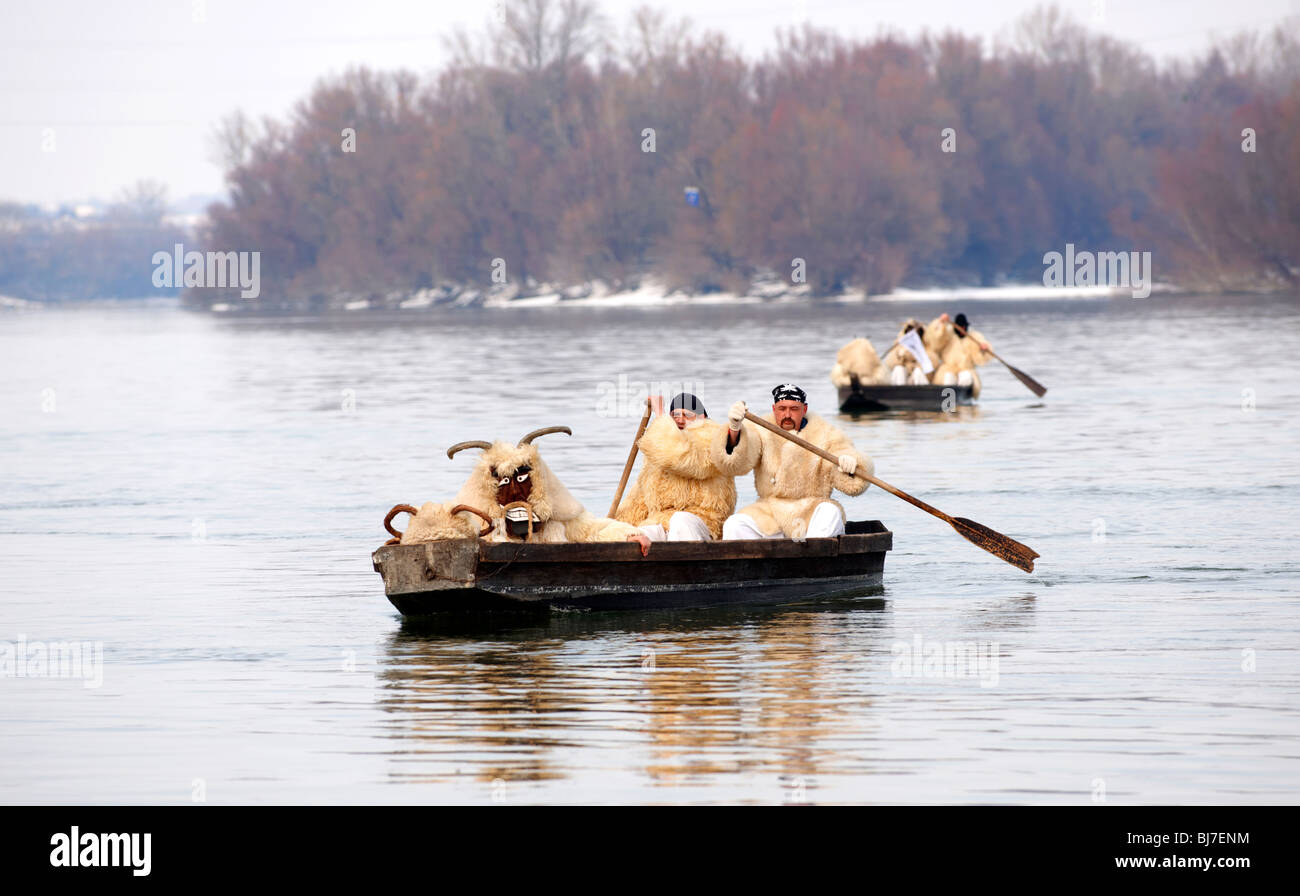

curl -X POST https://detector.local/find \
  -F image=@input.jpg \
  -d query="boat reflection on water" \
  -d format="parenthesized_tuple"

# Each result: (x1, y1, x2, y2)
(377, 624, 571, 788)
(841, 405, 983, 424)
(375, 593, 889, 799)
(634, 602, 886, 790)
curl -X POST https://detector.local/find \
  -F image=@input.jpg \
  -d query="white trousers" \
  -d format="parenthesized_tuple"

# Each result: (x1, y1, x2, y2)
(722, 502, 846, 540)
(639, 511, 713, 542)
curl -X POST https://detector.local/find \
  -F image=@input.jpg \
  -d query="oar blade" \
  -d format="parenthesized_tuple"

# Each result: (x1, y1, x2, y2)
(1005, 363, 1047, 397)
(951, 517, 1040, 573)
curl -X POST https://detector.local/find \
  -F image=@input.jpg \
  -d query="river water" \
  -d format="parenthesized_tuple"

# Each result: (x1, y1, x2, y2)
(2, 292, 1297, 804)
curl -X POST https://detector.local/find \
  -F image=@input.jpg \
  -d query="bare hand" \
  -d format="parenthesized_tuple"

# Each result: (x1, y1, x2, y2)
(838, 453, 857, 475)
(648, 395, 665, 416)
(627, 533, 651, 556)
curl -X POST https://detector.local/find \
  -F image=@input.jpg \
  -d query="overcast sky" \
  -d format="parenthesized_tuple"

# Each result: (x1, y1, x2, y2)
(2, 0, 1296, 207)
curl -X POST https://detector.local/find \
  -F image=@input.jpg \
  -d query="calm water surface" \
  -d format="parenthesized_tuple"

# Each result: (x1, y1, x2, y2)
(2, 293, 1298, 804)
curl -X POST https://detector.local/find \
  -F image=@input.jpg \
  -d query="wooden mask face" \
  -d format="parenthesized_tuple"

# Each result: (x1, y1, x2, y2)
(492, 464, 533, 507)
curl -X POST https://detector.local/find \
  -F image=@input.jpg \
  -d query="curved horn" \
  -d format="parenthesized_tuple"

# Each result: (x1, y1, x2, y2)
(518, 426, 572, 446)
(384, 504, 419, 540)
(446, 440, 493, 459)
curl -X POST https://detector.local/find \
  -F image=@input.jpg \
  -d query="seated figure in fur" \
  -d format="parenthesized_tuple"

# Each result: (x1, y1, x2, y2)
(615, 393, 737, 542)
(829, 337, 888, 388)
(882, 319, 939, 386)
(931, 312, 994, 398)
(397, 501, 479, 544)
(443, 426, 652, 554)
(925, 313, 960, 385)
(713, 384, 874, 541)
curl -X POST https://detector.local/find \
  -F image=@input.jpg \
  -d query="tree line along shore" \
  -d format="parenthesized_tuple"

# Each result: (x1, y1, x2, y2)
(2, 3, 1297, 309)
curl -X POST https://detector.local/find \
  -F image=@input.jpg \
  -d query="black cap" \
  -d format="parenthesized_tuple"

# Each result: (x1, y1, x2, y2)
(669, 393, 707, 417)
(771, 383, 807, 404)
(954, 313, 970, 335)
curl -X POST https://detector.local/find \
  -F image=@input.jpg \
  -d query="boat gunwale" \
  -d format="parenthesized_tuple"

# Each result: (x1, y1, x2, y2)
(837, 383, 975, 412)
(372, 521, 892, 612)
(372, 522, 891, 568)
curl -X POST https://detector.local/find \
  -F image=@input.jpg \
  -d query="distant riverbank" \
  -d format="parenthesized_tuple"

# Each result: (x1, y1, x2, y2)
(187, 276, 1215, 314)
(11, 278, 1295, 316)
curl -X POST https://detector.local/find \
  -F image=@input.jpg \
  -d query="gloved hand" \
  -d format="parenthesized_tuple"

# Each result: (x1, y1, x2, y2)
(728, 400, 747, 432)
(838, 453, 857, 475)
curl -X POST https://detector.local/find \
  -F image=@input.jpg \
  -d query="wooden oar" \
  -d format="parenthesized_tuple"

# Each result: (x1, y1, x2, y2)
(743, 411, 1040, 573)
(989, 350, 1047, 397)
(954, 325, 1047, 397)
(607, 398, 653, 517)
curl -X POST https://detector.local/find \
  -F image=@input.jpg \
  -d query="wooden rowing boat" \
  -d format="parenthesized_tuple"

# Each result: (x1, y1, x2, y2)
(372, 520, 892, 615)
(837, 383, 974, 413)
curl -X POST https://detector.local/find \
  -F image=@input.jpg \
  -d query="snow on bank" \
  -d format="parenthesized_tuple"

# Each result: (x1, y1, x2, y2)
(871, 284, 1165, 301)
(478, 280, 1152, 308)
(481, 279, 767, 309)
(0, 294, 39, 310)
(197, 277, 1178, 314)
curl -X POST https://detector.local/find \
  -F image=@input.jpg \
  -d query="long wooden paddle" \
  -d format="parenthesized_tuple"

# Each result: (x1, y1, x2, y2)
(607, 398, 653, 517)
(988, 350, 1047, 397)
(743, 411, 1040, 573)
(954, 325, 1047, 397)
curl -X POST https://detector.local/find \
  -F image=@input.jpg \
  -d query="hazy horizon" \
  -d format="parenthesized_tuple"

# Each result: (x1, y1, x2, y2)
(3, 0, 1297, 207)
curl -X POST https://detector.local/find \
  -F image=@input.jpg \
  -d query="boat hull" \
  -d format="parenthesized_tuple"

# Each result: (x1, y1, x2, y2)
(373, 521, 891, 614)
(837, 383, 974, 412)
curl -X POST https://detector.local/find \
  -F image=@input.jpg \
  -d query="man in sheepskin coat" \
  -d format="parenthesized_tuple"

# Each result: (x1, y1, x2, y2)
(712, 384, 874, 540)
(614, 393, 737, 541)
(931, 312, 994, 397)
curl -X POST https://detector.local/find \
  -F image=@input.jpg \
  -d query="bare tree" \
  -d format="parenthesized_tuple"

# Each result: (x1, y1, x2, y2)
(109, 180, 169, 225)
(1001, 4, 1089, 65)
(209, 110, 257, 172)
(493, 0, 606, 72)
(622, 5, 689, 73)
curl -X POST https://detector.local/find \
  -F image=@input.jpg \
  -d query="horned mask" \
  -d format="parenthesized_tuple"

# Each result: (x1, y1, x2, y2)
(446, 426, 582, 540)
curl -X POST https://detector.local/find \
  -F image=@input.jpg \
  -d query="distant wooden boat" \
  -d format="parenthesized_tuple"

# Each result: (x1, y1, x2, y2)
(372, 521, 892, 615)
(837, 382, 975, 413)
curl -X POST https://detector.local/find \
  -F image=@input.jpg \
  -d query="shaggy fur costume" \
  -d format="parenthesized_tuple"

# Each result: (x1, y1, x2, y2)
(882, 319, 941, 385)
(956, 326, 994, 366)
(931, 317, 993, 397)
(956, 327, 993, 398)
(829, 337, 888, 387)
(398, 501, 478, 544)
(614, 415, 737, 539)
(923, 315, 956, 360)
(710, 411, 874, 539)
(926, 314, 962, 386)
(450, 440, 639, 544)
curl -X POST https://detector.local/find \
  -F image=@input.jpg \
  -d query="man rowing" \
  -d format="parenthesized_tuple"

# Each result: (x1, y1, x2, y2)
(931, 312, 994, 397)
(614, 392, 738, 542)
(712, 384, 873, 540)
